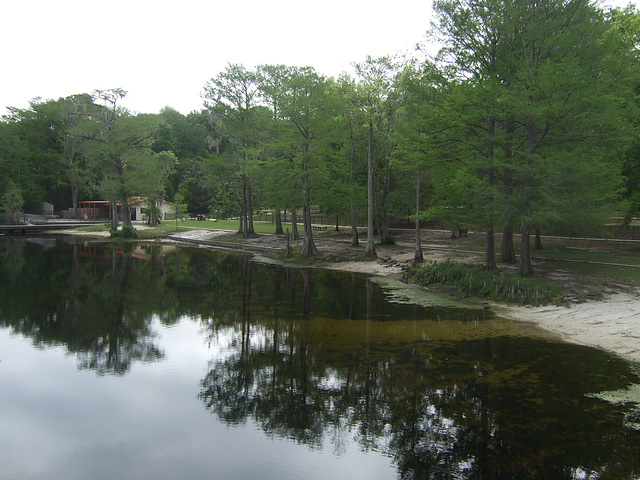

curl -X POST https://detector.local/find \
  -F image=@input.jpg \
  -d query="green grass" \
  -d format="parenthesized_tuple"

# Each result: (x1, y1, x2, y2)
(73, 219, 299, 238)
(530, 247, 640, 285)
(73, 224, 110, 232)
(532, 247, 640, 266)
(177, 219, 289, 234)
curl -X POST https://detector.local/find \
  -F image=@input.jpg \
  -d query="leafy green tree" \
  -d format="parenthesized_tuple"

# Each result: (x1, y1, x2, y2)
(396, 61, 451, 263)
(353, 56, 401, 258)
(172, 192, 188, 231)
(4, 99, 72, 212)
(1, 180, 24, 224)
(336, 74, 368, 246)
(12, 99, 66, 207)
(57, 94, 94, 217)
(433, 0, 633, 275)
(278, 67, 340, 256)
(76, 89, 161, 228)
(155, 107, 221, 206)
(209, 181, 239, 220)
(0, 118, 42, 212)
(203, 64, 264, 238)
(612, 6, 640, 224)
(144, 150, 176, 226)
(257, 64, 298, 236)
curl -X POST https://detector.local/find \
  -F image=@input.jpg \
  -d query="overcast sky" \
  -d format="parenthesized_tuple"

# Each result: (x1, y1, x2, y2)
(1, 0, 636, 117)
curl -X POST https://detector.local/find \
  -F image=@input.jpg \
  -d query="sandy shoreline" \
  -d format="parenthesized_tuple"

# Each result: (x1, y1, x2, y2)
(493, 291, 640, 364)
(327, 260, 640, 364)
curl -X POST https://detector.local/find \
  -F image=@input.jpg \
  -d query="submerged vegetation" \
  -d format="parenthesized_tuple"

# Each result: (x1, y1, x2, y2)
(405, 260, 563, 306)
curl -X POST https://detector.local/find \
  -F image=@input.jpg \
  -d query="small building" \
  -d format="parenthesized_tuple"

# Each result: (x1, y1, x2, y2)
(130, 197, 174, 222)
(65, 198, 174, 222)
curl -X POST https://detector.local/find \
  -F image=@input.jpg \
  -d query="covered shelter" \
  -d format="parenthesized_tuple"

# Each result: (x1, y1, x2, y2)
(77, 201, 121, 221)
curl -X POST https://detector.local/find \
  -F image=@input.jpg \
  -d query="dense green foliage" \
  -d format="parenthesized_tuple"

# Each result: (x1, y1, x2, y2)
(1, 2, 639, 272)
(109, 225, 138, 239)
(0, 180, 24, 224)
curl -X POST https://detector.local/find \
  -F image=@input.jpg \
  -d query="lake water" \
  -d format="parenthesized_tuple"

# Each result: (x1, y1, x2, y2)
(1, 237, 639, 480)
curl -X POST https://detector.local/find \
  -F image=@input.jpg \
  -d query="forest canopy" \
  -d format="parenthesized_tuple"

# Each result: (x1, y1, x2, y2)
(1, 1, 639, 274)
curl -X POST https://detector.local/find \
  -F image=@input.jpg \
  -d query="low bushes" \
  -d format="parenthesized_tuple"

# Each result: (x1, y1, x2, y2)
(405, 260, 562, 306)
(109, 225, 138, 239)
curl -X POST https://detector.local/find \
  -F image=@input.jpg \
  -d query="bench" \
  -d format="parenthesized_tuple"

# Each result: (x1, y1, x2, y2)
(312, 225, 328, 231)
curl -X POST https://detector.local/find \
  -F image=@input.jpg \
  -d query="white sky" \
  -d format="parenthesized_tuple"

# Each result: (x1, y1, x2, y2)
(0, 0, 636, 117)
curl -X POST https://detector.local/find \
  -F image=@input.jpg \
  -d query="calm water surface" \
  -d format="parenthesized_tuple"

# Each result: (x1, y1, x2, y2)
(1, 237, 639, 480)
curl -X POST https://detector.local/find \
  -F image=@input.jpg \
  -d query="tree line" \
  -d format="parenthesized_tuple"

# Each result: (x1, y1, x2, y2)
(1, 1, 640, 275)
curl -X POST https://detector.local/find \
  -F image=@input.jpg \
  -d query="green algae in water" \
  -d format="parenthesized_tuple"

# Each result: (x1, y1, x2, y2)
(369, 276, 481, 310)
(587, 383, 640, 430)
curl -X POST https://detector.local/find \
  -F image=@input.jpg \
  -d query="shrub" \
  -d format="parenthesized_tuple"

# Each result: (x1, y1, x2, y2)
(109, 225, 138, 239)
(405, 260, 562, 306)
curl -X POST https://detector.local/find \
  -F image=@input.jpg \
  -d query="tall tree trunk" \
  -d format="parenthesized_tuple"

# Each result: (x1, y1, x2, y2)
(501, 224, 516, 263)
(335, 215, 340, 232)
(518, 225, 532, 276)
(365, 120, 377, 259)
(291, 208, 299, 240)
(71, 182, 79, 219)
(501, 119, 516, 263)
(300, 152, 317, 257)
(348, 117, 359, 247)
(485, 116, 497, 270)
(534, 226, 543, 250)
(111, 199, 119, 229)
(242, 178, 249, 238)
(67, 147, 80, 219)
(247, 181, 255, 235)
(301, 203, 317, 256)
(519, 115, 535, 276)
(377, 160, 391, 246)
(117, 154, 131, 228)
(379, 219, 390, 245)
(350, 203, 359, 247)
(275, 211, 284, 235)
(414, 168, 424, 263)
(238, 182, 245, 235)
(121, 196, 132, 228)
(149, 198, 158, 226)
(486, 227, 497, 270)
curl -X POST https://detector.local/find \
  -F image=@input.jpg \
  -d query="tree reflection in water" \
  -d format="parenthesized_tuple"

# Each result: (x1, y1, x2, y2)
(199, 255, 640, 480)
(1, 239, 639, 479)
(0, 238, 164, 374)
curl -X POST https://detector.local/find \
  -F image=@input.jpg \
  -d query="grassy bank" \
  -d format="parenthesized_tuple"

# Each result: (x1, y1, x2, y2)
(405, 260, 563, 306)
